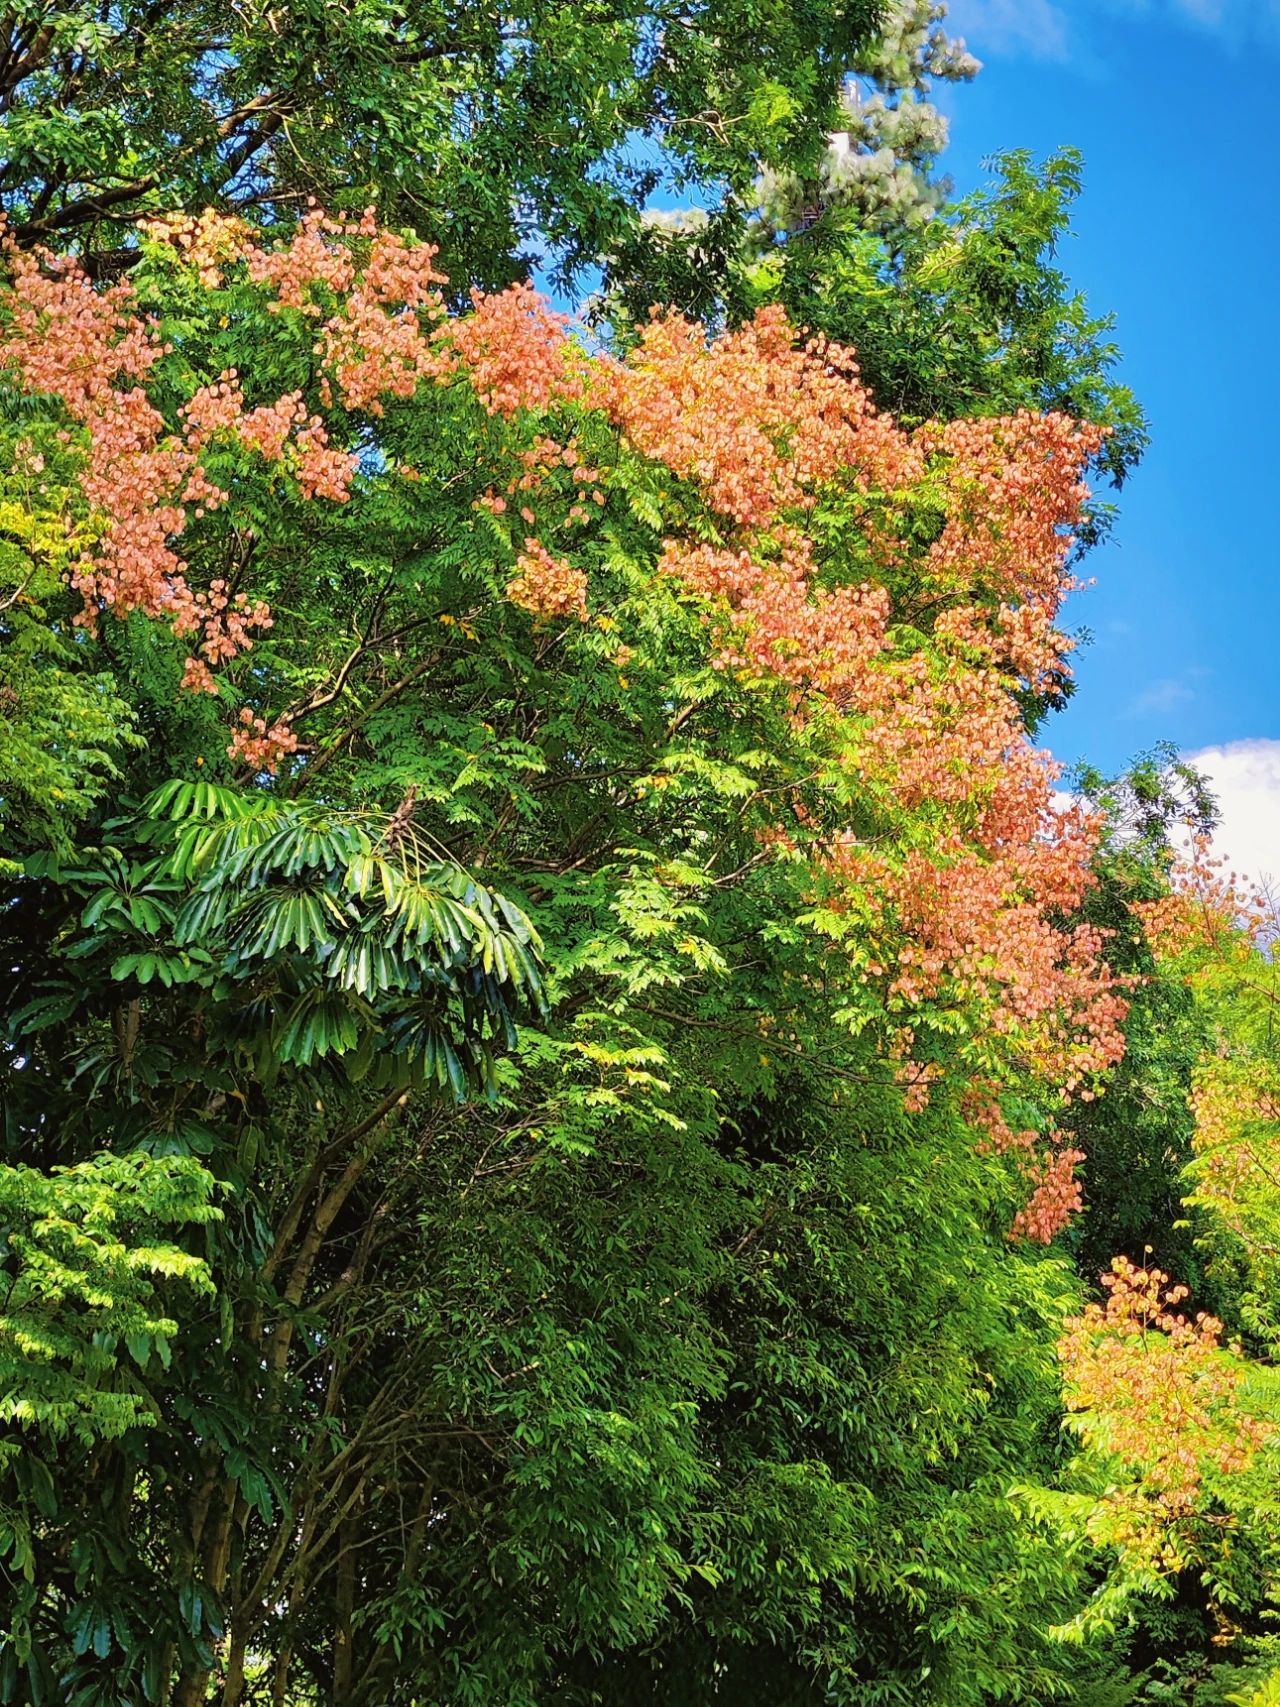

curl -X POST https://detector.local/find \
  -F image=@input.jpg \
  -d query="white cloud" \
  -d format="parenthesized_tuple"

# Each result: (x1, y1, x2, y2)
(1187, 739, 1280, 889)
(1130, 676, 1194, 716)
(946, 0, 1280, 61)
(1049, 740, 1280, 894)
(945, 0, 1071, 59)
(1169, 0, 1280, 41)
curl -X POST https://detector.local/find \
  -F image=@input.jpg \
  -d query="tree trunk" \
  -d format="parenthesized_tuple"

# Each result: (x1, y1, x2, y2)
(220, 1625, 248, 1707)
(332, 1512, 358, 1703)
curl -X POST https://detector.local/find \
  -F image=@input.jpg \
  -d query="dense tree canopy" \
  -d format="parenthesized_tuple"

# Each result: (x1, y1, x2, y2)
(0, 200, 1131, 1703)
(0, 0, 880, 293)
(5, 4, 1280, 1706)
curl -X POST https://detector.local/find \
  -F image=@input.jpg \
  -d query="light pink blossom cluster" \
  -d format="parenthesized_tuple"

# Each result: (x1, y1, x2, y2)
(507, 538, 588, 622)
(447, 283, 596, 419)
(227, 707, 301, 774)
(185, 374, 358, 502)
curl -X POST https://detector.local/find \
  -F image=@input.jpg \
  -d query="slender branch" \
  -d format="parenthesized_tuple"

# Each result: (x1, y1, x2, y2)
(291, 654, 440, 793)
(261, 1089, 407, 1286)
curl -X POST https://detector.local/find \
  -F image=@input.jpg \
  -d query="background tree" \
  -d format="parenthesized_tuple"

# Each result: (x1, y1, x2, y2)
(1048, 845, 1280, 1707)
(1064, 749, 1222, 1295)
(0, 0, 881, 294)
(759, 0, 980, 245)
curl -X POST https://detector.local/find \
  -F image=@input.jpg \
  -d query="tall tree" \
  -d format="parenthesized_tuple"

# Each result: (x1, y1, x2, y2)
(0, 7, 1170, 1698)
(0, 0, 880, 292)
(0, 211, 1129, 1704)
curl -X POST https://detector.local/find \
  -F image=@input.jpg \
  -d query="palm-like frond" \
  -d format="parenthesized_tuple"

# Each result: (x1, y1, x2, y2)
(9, 780, 546, 1100)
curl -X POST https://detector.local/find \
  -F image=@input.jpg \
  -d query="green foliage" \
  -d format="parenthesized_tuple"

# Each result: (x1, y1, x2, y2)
(0, 0, 880, 295)
(7, 778, 545, 1097)
(0, 783, 546, 1703)
(0, 403, 140, 865)
(0, 608, 137, 869)
(0, 14, 1184, 1700)
(0, 1151, 218, 1447)
(548, 1086, 1088, 1706)
(0, 1151, 221, 1706)
(756, 147, 1148, 504)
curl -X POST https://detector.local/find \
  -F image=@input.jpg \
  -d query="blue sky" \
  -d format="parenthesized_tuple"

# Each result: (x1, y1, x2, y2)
(940, 0, 1280, 875)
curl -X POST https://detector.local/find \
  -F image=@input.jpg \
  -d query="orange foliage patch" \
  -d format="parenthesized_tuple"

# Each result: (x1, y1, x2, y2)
(1060, 1256, 1266, 1567)
(0, 210, 1137, 1227)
